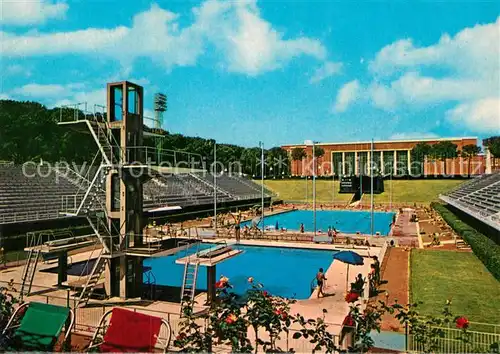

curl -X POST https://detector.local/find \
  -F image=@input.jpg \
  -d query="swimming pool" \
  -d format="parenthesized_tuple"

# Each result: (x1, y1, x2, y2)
(144, 244, 335, 299)
(242, 210, 394, 235)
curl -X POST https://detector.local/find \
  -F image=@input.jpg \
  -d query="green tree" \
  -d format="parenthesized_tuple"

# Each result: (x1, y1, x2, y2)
(291, 147, 307, 175)
(461, 144, 481, 177)
(430, 141, 458, 176)
(484, 136, 500, 171)
(410, 143, 432, 175)
(313, 146, 325, 158)
(265, 147, 289, 178)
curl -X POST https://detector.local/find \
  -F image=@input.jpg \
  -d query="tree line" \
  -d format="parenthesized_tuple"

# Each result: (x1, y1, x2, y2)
(0, 100, 290, 176)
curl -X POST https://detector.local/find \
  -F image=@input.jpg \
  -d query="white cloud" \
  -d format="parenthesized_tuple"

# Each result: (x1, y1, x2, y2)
(0, 1, 327, 76)
(369, 17, 500, 80)
(368, 83, 397, 110)
(8, 82, 105, 109)
(333, 80, 360, 113)
(4, 64, 31, 77)
(337, 17, 500, 134)
(367, 72, 493, 109)
(0, 93, 11, 100)
(390, 132, 440, 140)
(446, 97, 500, 133)
(309, 61, 343, 84)
(0, 0, 68, 26)
(12, 83, 86, 98)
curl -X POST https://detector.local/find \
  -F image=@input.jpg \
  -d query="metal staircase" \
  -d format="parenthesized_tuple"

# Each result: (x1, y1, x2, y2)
(84, 115, 121, 166)
(20, 233, 47, 298)
(87, 213, 118, 254)
(77, 255, 107, 307)
(20, 248, 41, 298)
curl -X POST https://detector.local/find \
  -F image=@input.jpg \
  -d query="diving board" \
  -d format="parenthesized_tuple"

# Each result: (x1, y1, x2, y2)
(24, 235, 97, 253)
(175, 245, 242, 267)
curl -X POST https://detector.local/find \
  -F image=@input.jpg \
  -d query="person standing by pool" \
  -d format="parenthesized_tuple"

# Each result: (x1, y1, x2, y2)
(316, 268, 327, 298)
(275, 220, 279, 231)
(372, 256, 381, 285)
(229, 211, 242, 242)
(300, 223, 304, 233)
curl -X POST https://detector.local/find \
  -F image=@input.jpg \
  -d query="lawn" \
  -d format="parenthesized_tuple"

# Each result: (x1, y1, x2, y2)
(261, 179, 353, 203)
(260, 179, 465, 204)
(371, 179, 464, 203)
(410, 249, 500, 326)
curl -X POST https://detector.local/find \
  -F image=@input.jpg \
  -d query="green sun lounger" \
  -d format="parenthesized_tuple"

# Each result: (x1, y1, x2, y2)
(2, 302, 75, 351)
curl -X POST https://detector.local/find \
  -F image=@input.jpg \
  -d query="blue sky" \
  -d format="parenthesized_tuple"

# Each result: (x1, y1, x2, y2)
(1, 0, 499, 148)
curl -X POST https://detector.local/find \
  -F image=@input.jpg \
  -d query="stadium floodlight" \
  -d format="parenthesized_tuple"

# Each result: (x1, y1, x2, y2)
(154, 93, 167, 112)
(154, 93, 167, 129)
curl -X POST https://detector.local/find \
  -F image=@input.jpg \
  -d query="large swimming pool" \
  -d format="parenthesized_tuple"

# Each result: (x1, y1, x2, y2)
(242, 210, 394, 235)
(144, 244, 335, 299)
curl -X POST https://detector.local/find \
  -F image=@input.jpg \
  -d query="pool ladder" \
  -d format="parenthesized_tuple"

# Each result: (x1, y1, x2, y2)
(310, 277, 317, 295)
(180, 261, 199, 314)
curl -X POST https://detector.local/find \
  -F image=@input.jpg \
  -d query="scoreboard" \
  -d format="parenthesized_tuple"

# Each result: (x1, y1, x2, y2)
(340, 176, 358, 193)
(339, 176, 384, 194)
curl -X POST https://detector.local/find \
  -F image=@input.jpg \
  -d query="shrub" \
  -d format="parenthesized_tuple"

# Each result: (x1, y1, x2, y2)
(431, 202, 500, 281)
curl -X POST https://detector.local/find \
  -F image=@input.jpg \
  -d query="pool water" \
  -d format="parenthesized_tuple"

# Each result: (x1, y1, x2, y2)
(144, 244, 335, 299)
(242, 210, 394, 235)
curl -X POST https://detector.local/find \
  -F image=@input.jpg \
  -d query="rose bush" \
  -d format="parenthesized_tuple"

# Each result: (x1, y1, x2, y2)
(174, 277, 345, 353)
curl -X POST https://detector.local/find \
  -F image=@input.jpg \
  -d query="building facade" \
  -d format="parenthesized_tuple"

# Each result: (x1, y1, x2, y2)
(282, 137, 485, 177)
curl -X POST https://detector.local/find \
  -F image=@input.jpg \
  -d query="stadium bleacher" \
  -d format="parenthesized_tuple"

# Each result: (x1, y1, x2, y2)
(0, 165, 272, 224)
(440, 171, 500, 229)
(0, 164, 79, 224)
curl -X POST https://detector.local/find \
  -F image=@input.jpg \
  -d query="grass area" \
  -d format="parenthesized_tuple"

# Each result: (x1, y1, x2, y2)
(372, 180, 464, 203)
(262, 180, 353, 203)
(410, 249, 500, 325)
(260, 179, 465, 204)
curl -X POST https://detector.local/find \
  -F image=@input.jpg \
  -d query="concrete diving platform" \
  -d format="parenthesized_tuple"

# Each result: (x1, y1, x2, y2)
(24, 235, 97, 253)
(175, 244, 243, 267)
(125, 237, 200, 257)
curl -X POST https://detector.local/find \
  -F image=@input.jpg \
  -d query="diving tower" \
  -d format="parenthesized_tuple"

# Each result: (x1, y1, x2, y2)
(55, 81, 157, 304)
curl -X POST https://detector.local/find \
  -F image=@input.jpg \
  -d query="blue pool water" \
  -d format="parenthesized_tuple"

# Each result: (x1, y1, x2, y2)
(242, 210, 394, 235)
(144, 244, 335, 299)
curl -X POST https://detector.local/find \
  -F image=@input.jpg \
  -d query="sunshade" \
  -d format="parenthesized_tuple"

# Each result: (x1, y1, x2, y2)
(101, 308, 162, 352)
(332, 251, 364, 292)
(332, 251, 364, 265)
(12, 302, 70, 351)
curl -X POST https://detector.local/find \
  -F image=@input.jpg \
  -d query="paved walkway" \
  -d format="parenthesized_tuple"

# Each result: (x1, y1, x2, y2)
(369, 247, 409, 332)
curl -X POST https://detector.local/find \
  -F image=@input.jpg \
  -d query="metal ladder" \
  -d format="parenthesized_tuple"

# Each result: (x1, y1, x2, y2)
(77, 255, 107, 307)
(20, 248, 41, 298)
(180, 261, 199, 309)
(178, 240, 200, 314)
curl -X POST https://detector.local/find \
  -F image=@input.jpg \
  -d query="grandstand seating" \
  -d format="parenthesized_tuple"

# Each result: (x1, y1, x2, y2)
(0, 165, 79, 223)
(0, 166, 271, 224)
(441, 172, 500, 229)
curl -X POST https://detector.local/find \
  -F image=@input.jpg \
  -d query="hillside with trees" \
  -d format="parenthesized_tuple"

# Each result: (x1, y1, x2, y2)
(0, 100, 289, 176)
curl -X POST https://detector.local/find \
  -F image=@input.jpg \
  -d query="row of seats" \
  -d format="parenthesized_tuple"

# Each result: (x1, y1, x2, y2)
(443, 172, 500, 219)
(0, 165, 81, 223)
(1, 166, 269, 223)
